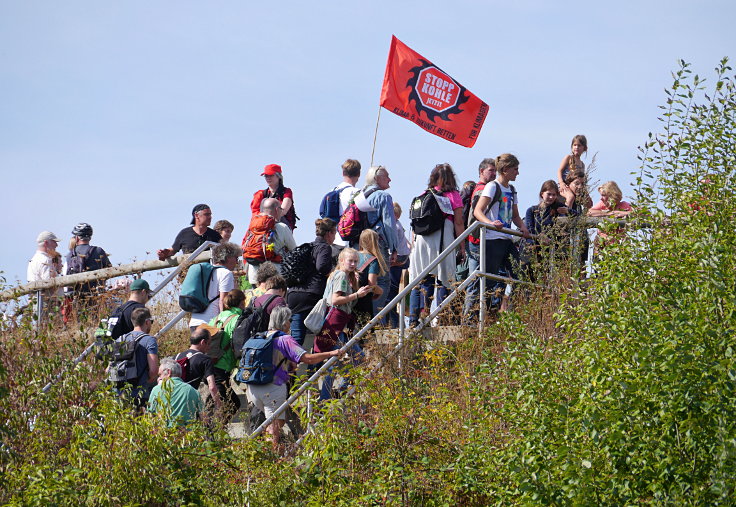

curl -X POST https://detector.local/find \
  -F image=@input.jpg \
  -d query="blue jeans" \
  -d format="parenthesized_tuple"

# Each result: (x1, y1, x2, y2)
(372, 244, 392, 316)
(462, 241, 481, 314)
(318, 332, 365, 400)
(290, 312, 307, 346)
(409, 275, 448, 325)
(382, 257, 409, 328)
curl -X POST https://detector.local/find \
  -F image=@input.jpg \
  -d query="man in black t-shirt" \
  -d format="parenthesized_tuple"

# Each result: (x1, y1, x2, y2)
(174, 327, 222, 411)
(108, 278, 151, 339)
(157, 204, 222, 261)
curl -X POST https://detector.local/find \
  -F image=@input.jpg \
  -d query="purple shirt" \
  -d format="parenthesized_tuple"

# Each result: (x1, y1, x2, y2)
(273, 333, 307, 385)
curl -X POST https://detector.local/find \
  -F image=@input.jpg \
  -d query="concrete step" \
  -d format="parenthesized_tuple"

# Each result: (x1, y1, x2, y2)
(372, 325, 466, 345)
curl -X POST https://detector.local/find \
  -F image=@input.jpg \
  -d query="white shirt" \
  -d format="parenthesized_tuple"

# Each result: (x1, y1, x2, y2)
(480, 180, 517, 241)
(27, 250, 63, 297)
(27, 250, 54, 283)
(189, 266, 235, 327)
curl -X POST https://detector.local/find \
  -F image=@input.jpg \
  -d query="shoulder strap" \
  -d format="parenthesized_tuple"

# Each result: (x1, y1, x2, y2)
(357, 255, 377, 273)
(259, 294, 280, 310)
(207, 266, 227, 304)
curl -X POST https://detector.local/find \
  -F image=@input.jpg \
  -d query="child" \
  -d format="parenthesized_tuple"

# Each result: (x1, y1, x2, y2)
(557, 135, 588, 192)
(470, 154, 531, 312)
(315, 247, 372, 399)
(588, 181, 632, 252)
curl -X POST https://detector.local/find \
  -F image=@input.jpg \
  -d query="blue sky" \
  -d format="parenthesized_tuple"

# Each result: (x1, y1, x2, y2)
(1, 1, 734, 286)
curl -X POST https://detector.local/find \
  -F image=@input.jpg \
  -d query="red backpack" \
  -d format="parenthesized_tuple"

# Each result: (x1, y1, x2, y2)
(242, 214, 282, 263)
(337, 187, 378, 243)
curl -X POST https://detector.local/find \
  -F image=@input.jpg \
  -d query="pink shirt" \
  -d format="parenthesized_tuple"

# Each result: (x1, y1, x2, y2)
(590, 199, 632, 213)
(434, 187, 463, 220)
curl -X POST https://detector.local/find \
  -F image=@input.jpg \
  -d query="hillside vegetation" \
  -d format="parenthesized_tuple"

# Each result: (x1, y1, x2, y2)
(1, 59, 734, 505)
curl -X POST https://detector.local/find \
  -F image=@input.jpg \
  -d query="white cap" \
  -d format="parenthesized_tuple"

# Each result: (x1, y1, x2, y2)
(36, 231, 61, 244)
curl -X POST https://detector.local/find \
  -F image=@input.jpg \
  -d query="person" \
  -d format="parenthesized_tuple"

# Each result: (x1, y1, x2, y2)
(470, 154, 531, 312)
(213, 220, 235, 242)
(117, 307, 159, 410)
(463, 158, 497, 315)
(557, 135, 588, 193)
(188, 242, 239, 330)
(157, 204, 222, 261)
(355, 166, 398, 315)
(147, 358, 204, 427)
(64, 222, 112, 293)
(245, 261, 280, 307)
(253, 275, 288, 315)
(384, 202, 411, 328)
(250, 164, 298, 231)
(561, 170, 593, 271)
(27, 231, 64, 321)
(522, 181, 569, 281)
(588, 181, 633, 253)
(108, 278, 151, 339)
(174, 326, 222, 413)
(355, 229, 387, 322)
(243, 197, 297, 284)
(330, 159, 361, 247)
(205, 289, 251, 423)
(246, 306, 344, 449)
(315, 248, 372, 400)
(588, 181, 632, 218)
(286, 218, 336, 346)
(408, 163, 465, 327)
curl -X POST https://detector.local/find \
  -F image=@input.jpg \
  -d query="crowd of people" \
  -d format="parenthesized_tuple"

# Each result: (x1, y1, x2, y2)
(26, 135, 634, 440)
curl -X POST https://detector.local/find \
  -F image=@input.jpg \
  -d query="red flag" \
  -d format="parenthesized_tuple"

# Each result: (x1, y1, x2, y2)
(380, 36, 489, 148)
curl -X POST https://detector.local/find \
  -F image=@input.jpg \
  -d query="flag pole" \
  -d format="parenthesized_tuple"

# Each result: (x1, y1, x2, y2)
(370, 105, 382, 167)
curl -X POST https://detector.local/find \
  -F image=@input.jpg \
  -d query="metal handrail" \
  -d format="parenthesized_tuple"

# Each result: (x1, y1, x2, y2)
(249, 221, 530, 439)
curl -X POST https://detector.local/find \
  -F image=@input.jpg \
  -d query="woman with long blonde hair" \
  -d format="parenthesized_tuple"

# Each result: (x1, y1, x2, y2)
(315, 247, 372, 399)
(355, 229, 388, 320)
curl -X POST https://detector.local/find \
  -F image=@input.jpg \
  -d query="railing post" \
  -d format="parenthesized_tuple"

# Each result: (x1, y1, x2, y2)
(35, 290, 43, 332)
(478, 225, 487, 336)
(398, 293, 405, 371)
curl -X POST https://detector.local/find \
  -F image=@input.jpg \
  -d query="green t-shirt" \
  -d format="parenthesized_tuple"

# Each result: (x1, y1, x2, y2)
(323, 270, 356, 314)
(148, 377, 203, 427)
(210, 307, 243, 372)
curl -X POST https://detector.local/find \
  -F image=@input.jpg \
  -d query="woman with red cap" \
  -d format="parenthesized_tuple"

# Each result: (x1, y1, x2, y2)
(250, 164, 298, 230)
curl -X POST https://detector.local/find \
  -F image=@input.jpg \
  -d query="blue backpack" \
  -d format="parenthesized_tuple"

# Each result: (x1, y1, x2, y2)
(319, 186, 343, 222)
(178, 263, 225, 313)
(236, 330, 287, 385)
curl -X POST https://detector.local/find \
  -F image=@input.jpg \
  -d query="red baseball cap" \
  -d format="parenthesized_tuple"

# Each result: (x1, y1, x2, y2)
(261, 164, 282, 176)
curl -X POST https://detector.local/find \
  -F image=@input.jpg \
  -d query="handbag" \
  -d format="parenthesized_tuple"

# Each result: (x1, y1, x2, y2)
(304, 298, 328, 334)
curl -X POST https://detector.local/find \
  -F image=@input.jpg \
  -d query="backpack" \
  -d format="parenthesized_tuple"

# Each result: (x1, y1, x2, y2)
(107, 331, 147, 384)
(409, 189, 446, 236)
(230, 294, 280, 358)
(235, 330, 287, 385)
(280, 243, 315, 287)
(337, 187, 378, 243)
(175, 350, 202, 382)
(208, 313, 239, 361)
(319, 186, 343, 222)
(263, 185, 299, 230)
(242, 214, 281, 263)
(107, 301, 141, 340)
(468, 182, 513, 244)
(179, 263, 225, 313)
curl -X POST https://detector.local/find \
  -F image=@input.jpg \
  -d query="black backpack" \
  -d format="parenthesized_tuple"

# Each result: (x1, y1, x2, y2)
(106, 301, 141, 340)
(230, 294, 280, 359)
(410, 189, 446, 236)
(280, 243, 315, 287)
